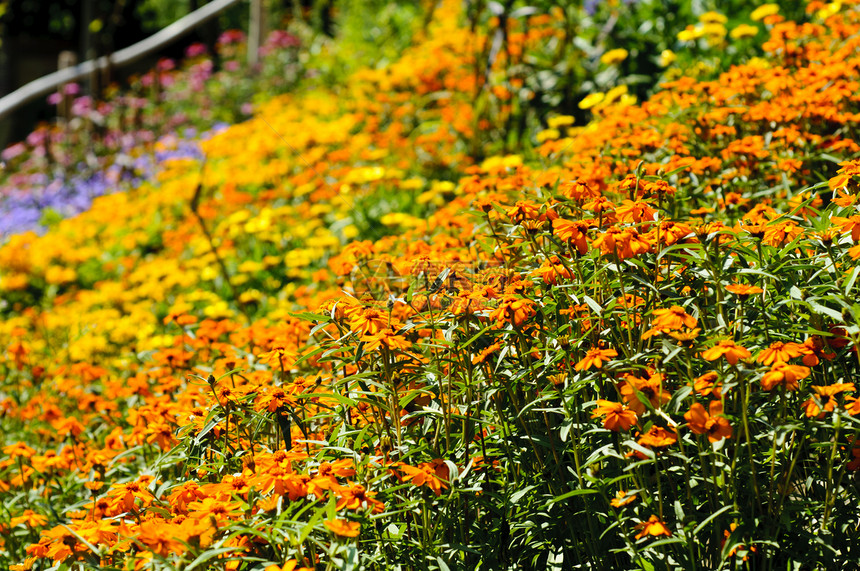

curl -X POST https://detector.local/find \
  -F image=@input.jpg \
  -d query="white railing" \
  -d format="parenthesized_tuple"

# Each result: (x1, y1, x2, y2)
(0, 0, 262, 122)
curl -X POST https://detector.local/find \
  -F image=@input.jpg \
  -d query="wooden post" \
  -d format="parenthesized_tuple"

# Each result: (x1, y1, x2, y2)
(248, 0, 263, 68)
(58, 51, 77, 122)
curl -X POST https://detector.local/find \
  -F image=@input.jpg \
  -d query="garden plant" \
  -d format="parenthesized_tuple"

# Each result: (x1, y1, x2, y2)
(2, 1, 860, 570)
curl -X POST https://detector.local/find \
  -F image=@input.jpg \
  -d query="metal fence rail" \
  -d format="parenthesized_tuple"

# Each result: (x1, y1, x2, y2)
(0, 0, 246, 122)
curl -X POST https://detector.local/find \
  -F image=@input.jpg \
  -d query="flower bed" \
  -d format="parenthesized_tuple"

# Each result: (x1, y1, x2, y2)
(2, 2, 860, 570)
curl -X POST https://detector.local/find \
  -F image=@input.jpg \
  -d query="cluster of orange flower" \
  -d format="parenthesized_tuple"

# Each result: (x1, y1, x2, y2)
(2, 1, 860, 568)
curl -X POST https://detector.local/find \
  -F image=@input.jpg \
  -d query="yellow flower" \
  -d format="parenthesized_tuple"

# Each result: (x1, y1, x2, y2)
(677, 26, 702, 41)
(618, 94, 637, 107)
(702, 23, 727, 39)
(380, 213, 422, 228)
(816, 2, 842, 20)
(579, 92, 605, 110)
(750, 3, 779, 21)
(604, 84, 628, 104)
(600, 48, 629, 66)
(730, 24, 759, 39)
(44, 265, 76, 285)
(2, 273, 29, 290)
(536, 128, 560, 142)
(342, 224, 359, 239)
(547, 115, 575, 128)
(699, 11, 727, 24)
(658, 49, 676, 67)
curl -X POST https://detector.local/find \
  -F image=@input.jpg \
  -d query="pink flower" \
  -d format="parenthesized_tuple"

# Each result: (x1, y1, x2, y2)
(185, 43, 208, 58)
(217, 29, 246, 46)
(1, 142, 26, 161)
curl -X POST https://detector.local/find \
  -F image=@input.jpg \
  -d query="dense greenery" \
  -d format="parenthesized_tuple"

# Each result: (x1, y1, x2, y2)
(3, 2, 860, 570)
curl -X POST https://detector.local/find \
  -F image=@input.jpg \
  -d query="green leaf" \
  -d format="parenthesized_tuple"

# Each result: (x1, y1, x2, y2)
(510, 485, 538, 505)
(546, 488, 599, 506)
(297, 502, 327, 545)
(583, 295, 602, 315)
(623, 440, 655, 460)
(185, 546, 243, 571)
(845, 266, 860, 295)
(692, 504, 733, 535)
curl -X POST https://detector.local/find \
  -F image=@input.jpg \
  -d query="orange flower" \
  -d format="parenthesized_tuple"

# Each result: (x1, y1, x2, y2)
(362, 329, 412, 352)
(324, 519, 361, 538)
(574, 347, 618, 371)
(725, 283, 763, 297)
(534, 256, 574, 285)
(135, 520, 186, 557)
(844, 394, 860, 416)
(258, 345, 298, 371)
(760, 362, 810, 391)
(506, 200, 541, 223)
(701, 339, 751, 365)
(693, 371, 722, 398)
(610, 490, 637, 508)
(489, 296, 536, 328)
(722, 523, 756, 561)
(336, 484, 385, 513)
(637, 425, 677, 448)
(666, 328, 701, 345)
(756, 341, 804, 365)
(802, 383, 855, 417)
(593, 227, 651, 258)
(10, 510, 48, 528)
(591, 400, 638, 431)
(635, 515, 672, 539)
(187, 498, 243, 522)
(620, 371, 671, 414)
(559, 179, 599, 200)
(651, 306, 697, 330)
(108, 477, 154, 513)
(471, 341, 501, 365)
(349, 307, 390, 336)
(615, 200, 656, 223)
(552, 218, 590, 255)
(684, 401, 732, 442)
(831, 214, 860, 241)
(398, 459, 450, 496)
(41, 524, 84, 561)
(265, 560, 315, 571)
(799, 336, 831, 366)
(3, 442, 36, 459)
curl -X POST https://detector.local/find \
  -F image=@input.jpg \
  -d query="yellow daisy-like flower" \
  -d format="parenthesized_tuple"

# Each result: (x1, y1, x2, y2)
(547, 115, 574, 128)
(751, 3, 779, 21)
(578, 92, 605, 110)
(536, 128, 561, 143)
(605, 84, 628, 102)
(699, 11, 727, 24)
(730, 24, 759, 39)
(677, 26, 702, 42)
(658, 49, 676, 67)
(600, 48, 629, 66)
